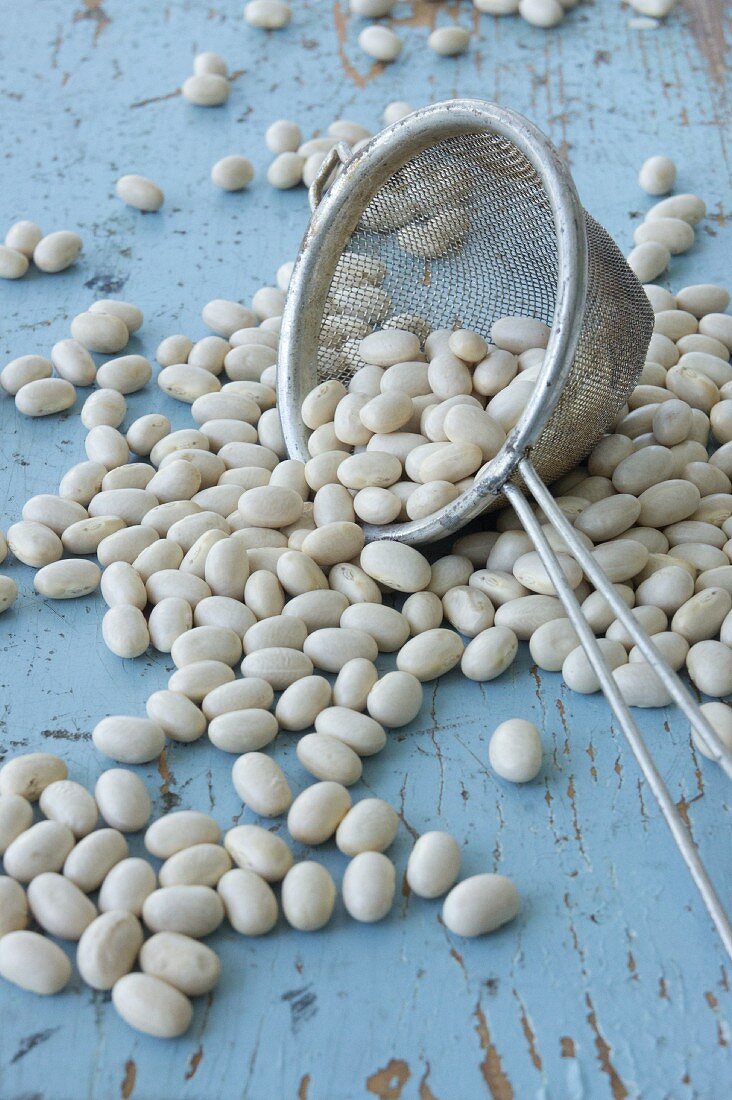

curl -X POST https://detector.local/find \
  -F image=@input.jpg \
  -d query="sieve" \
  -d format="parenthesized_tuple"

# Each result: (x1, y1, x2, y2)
(278, 99, 732, 956)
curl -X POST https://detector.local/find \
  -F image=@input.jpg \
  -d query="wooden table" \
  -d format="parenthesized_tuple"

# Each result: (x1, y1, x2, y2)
(0, 2, 729, 1097)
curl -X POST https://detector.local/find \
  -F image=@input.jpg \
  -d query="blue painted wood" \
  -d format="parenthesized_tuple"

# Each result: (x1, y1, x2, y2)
(0, 2, 730, 1098)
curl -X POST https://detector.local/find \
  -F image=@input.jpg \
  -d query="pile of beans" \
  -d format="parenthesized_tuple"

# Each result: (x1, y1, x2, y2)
(0, 747, 521, 1035)
(0, 222, 81, 281)
(1, 299, 145, 421)
(628, 156, 705, 284)
(2, 257, 732, 1039)
(265, 117, 374, 192)
(182, 51, 231, 108)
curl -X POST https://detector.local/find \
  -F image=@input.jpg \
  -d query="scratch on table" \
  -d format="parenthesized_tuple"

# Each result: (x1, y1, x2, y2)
(681, 0, 728, 85)
(417, 1060, 438, 1100)
(157, 748, 180, 811)
(120, 1058, 136, 1099)
(298, 1074, 311, 1100)
(554, 698, 571, 757)
(281, 984, 318, 1034)
(528, 665, 547, 727)
(585, 993, 629, 1100)
(586, 739, 598, 781)
(11, 1027, 60, 1064)
(566, 774, 589, 865)
(332, 2, 382, 89)
(704, 991, 730, 1048)
(185, 1046, 204, 1080)
(392, 1, 440, 31)
(492, 796, 505, 867)
(73, 0, 110, 43)
(365, 1058, 411, 1099)
(513, 990, 543, 1072)
(428, 681, 445, 816)
(130, 68, 245, 109)
(560, 1036, 576, 1058)
(397, 772, 418, 840)
(474, 1001, 514, 1100)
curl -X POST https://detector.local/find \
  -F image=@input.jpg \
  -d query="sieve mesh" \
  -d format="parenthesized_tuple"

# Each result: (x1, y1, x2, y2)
(313, 130, 649, 490)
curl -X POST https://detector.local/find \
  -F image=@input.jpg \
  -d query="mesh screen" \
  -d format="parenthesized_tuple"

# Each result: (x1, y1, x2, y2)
(314, 131, 649, 490)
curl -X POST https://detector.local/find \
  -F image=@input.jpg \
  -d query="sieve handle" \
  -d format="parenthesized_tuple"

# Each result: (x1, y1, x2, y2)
(519, 459, 732, 776)
(504, 470, 732, 961)
(308, 141, 352, 213)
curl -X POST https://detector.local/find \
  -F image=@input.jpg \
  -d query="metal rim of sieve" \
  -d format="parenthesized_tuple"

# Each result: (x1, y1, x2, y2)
(278, 98, 589, 543)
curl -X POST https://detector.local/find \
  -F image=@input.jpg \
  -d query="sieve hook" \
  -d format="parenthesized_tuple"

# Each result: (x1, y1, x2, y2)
(308, 141, 352, 213)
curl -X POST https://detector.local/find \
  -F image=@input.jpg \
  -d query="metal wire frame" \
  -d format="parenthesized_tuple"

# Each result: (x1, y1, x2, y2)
(506, 471, 732, 960)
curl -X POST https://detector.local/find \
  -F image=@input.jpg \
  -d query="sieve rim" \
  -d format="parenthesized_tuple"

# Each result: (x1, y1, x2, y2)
(278, 99, 589, 542)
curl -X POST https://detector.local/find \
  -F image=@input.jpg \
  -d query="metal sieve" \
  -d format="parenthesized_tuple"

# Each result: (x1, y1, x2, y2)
(278, 100, 732, 956)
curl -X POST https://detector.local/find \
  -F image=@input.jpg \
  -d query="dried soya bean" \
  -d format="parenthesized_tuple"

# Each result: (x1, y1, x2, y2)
(0, 794, 34, 854)
(406, 832, 461, 899)
(16, 378, 76, 416)
(488, 719, 542, 783)
(27, 873, 97, 940)
(95, 770, 152, 832)
(33, 230, 82, 273)
(142, 885, 225, 938)
(211, 156, 254, 191)
(638, 155, 677, 196)
(98, 858, 157, 915)
(287, 781, 351, 845)
(39, 779, 98, 837)
(140, 932, 220, 996)
(232, 752, 292, 816)
(224, 825, 292, 882)
(64, 829, 129, 892)
(182, 73, 230, 106)
(342, 852, 395, 922)
(442, 874, 520, 937)
(145, 811, 220, 859)
(3, 820, 75, 882)
(0, 931, 71, 994)
(92, 715, 166, 766)
(112, 973, 193, 1038)
(0, 753, 68, 800)
(0, 876, 28, 937)
(245, 0, 291, 28)
(281, 861, 336, 931)
(116, 175, 164, 212)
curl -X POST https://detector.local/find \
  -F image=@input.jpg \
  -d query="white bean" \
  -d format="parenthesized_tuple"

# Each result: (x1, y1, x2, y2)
(488, 719, 542, 783)
(281, 861, 336, 931)
(39, 779, 98, 837)
(0, 930, 71, 994)
(116, 174, 164, 212)
(342, 851, 395, 922)
(0, 753, 68, 801)
(3, 820, 75, 881)
(27, 873, 97, 940)
(142, 885, 225, 938)
(112, 972, 192, 1038)
(287, 781, 351, 845)
(224, 825, 293, 882)
(442, 874, 520, 937)
(140, 931, 220, 996)
(232, 752, 292, 816)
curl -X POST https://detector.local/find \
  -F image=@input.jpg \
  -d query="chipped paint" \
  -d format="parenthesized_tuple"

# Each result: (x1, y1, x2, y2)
(366, 1058, 411, 1099)
(475, 1003, 514, 1100)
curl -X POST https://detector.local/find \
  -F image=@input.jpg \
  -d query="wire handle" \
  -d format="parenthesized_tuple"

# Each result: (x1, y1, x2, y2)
(520, 459, 732, 776)
(505, 466, 732, 960)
